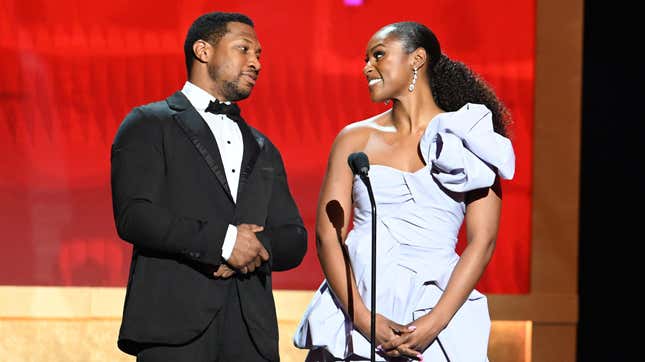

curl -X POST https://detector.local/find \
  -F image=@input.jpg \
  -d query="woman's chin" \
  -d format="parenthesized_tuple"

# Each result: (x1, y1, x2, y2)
(369, 93, 386, 103)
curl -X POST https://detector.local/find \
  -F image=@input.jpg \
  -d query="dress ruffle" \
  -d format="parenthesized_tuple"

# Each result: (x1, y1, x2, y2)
(420, 103, 515, 192)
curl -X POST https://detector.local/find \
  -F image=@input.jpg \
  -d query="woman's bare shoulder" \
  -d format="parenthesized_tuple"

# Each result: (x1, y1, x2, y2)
(333, 109, 392, 151)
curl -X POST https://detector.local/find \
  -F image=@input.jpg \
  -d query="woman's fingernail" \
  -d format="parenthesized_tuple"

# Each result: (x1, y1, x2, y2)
(417, 354, 423, 361)
(408, 325, 417, 331)
(376, 345, 382, 351)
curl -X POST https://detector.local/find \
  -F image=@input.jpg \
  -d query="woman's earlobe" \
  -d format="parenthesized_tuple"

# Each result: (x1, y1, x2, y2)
(414, 50, 427, 69)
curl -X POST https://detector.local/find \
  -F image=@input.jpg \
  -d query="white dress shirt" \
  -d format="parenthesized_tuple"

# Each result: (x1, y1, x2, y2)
(181, 81, 242, 261)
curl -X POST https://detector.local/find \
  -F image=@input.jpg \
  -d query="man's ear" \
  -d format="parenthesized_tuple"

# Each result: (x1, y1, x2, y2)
(192, 40, 211, 63)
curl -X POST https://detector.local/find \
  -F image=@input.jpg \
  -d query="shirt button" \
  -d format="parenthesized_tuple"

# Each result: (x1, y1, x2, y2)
(227, 140, 231, 144)
(232, 169, 236, 173)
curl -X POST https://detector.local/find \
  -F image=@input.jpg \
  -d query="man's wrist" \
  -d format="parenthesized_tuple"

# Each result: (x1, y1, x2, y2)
(221, 224, 238, 260)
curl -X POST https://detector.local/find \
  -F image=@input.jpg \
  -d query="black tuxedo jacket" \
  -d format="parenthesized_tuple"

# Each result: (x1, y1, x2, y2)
(111, 91, 307, 360)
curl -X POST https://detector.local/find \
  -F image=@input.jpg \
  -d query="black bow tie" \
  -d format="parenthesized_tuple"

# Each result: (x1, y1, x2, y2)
(205, 100, 242, 121)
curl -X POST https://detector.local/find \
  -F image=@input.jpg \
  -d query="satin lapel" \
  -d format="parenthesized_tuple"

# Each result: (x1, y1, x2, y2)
(236, 119, 262, 201)
(168, 92, 234, 203)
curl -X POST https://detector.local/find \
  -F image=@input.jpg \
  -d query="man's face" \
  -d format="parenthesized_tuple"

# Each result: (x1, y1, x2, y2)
(207, 22, 261, 102)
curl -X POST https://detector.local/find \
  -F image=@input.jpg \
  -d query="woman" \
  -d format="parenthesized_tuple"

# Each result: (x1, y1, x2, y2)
(294, 21, 515, 361)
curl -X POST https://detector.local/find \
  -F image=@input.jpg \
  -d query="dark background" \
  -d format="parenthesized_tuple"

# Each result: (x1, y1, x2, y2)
(578, 1, 641, 360)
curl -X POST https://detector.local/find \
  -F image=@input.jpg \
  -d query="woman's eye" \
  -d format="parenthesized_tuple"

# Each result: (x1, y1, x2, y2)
(365, 51, 384, 63)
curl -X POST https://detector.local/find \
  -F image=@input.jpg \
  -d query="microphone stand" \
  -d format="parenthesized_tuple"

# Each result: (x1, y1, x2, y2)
(348, 152, 377, 361)
(359, 173, 377, 362)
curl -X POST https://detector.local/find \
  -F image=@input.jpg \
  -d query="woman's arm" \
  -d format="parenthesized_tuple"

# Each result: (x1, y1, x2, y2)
(316, 128, 410, 344)
(315, 129, 371, 329)
(381, 179, 502, 357)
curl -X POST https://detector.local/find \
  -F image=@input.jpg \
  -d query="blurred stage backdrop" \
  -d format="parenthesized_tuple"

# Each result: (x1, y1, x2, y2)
(0, 0, 533, 292)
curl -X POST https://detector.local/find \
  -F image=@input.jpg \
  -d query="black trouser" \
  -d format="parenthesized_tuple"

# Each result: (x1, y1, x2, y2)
(137, 284, 268, 362)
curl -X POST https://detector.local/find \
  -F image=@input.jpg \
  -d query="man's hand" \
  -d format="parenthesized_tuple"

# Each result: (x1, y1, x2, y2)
(213, 263, 235, 279)
(227, 224, 270, 273)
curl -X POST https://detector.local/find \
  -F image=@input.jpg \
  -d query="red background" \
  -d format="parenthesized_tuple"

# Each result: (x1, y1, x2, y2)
(0, 0, 533, 292)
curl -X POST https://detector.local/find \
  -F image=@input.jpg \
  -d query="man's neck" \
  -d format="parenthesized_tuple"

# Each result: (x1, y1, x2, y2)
(187, 78, 227, 102)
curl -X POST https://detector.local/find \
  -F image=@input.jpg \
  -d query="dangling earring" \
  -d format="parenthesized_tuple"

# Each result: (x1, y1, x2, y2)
(408, 68, 418, 92)
(384, 99, 390, 105)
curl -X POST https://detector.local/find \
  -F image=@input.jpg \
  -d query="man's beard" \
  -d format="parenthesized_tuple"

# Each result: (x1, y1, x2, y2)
(222, 79, 250, 101)
(208, 65, 251, 101)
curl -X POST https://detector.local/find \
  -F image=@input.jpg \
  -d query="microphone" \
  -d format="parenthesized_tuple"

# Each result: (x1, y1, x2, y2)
(348, 152, 370, 178)
(347, 152, 377, 362)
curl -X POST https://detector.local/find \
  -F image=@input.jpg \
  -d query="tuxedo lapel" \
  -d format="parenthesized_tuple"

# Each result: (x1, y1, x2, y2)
(167, 91, 235, 203)
(236, 119, 262, 201)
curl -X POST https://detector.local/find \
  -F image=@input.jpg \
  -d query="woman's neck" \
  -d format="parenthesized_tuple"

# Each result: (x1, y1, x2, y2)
(390, 86, 443, 134)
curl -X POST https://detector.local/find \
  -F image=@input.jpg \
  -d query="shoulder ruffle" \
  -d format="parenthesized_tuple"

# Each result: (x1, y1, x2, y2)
(419, 103, 515, 192)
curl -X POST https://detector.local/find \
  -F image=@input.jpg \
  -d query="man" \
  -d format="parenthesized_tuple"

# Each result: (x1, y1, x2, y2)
(111, 12, 307, 361)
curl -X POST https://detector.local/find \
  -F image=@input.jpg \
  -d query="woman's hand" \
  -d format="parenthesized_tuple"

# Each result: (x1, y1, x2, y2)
(374, 314, 413, 346)
(380, 314, 444, 360)
(356, 313, 418, 358)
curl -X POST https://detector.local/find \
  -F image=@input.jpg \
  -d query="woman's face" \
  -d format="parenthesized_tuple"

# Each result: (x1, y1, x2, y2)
(363, 26, 413, 102)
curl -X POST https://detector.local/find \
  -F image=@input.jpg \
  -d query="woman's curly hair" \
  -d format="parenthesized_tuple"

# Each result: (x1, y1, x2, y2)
(389, 22, 511, 137)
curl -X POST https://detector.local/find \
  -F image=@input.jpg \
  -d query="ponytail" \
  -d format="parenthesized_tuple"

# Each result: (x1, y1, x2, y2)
(429, 54, 511, 137)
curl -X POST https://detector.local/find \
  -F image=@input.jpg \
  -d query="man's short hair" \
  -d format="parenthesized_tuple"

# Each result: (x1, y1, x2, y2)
(183, 12, 254, 75)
